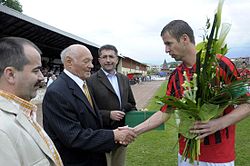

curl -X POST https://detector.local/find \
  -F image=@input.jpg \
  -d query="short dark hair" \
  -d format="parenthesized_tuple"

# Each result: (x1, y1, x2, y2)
(160, 20, 195, 44)
(98, 44, 118, 57)
(0, 37, 41, 76)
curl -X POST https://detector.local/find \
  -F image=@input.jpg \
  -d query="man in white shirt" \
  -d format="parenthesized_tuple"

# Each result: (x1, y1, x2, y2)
(88, 44, 137, 166)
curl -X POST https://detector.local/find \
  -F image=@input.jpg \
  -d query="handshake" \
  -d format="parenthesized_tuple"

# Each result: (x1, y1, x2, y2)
(113, 126, 137, 145)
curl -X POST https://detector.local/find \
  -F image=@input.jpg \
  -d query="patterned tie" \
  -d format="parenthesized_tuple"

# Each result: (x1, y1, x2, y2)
(83, 82, 93, 108)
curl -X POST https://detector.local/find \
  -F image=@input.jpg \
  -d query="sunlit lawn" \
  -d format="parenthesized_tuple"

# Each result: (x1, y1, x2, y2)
(126, 81, 250, 166)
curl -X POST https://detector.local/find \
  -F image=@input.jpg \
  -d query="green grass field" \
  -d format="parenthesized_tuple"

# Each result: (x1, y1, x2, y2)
(127, 81, 250, 166)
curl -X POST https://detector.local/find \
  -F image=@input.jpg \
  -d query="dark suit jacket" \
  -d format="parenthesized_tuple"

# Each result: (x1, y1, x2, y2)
(42, 72, 116, 166)
(87, 69, 136, 129)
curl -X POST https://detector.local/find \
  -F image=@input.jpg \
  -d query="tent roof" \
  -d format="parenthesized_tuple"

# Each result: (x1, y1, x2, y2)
(0, 5, 100, 62)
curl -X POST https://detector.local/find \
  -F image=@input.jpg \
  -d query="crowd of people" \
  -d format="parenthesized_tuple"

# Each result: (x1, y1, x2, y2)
(0, 16, 250, 166)
(238, 61, 250, 79)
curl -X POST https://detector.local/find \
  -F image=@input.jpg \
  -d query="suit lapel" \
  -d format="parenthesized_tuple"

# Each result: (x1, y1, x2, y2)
(72, 86, 97, 115)
(16, 112, 54, 161)
(97, 70, 116, 95)
(61, 72, 97, 117)
(0, 97, 53, 161)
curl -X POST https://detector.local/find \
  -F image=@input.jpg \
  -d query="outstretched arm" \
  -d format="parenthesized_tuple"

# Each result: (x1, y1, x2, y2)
(134, 111, 170, 135)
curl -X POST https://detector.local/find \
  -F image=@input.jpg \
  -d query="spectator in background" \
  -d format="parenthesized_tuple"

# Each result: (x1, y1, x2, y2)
(238, 61, 250, 79)
(47, 74, 57, 87)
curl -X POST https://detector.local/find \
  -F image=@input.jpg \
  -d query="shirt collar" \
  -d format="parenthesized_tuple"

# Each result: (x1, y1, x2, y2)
(64, 69, 85, 88)
(101, 68, 117, 77)
(0, 90, 37, 118)
(179, 63, 196, 72)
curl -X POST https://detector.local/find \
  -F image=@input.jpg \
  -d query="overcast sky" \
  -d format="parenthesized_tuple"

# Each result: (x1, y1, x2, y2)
(19, 0, 250, 65)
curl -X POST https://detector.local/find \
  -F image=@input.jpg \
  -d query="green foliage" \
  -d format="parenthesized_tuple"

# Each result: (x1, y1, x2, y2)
(197, 103, 222, 122)
(126, 80, 250, 165)
(176, 109, 197, 139)
(235, 117, 250, 165)
(0, 0, 23, 12)
(196, 0, 231, 104)
(156, 0, 250, 163)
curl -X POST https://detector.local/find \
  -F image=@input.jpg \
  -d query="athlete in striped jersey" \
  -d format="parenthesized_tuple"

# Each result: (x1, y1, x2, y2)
(133, 20, 250, 166)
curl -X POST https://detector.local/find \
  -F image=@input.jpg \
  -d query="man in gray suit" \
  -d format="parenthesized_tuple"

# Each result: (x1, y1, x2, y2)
(0, 37, 62, 165)
(88, 44, 137, 166)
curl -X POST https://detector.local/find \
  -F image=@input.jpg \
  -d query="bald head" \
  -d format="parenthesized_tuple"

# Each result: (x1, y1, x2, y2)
(60, 44, 90, 64)
(60, 44, 94, 80)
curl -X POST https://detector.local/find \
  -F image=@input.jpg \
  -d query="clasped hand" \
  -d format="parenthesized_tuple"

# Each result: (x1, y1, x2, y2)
(113, 126, 136, 145)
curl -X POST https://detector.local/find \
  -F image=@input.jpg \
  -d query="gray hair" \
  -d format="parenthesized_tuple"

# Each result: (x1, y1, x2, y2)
(60, 45, 79, 63)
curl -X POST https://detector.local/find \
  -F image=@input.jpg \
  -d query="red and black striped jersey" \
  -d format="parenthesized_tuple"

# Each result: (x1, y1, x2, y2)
(161, 55, 239, 162)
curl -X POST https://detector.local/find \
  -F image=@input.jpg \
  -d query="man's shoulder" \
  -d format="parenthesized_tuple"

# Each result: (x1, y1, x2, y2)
(45, 76, 71, 96)
(46, 77, 64, 89)
(115, 73, 130, 84)
(89, 70, 99, 78)
(216, 54, 234, 64)
(116, 72, 128, 78)
(90, 69, 106, 78)
(88, 71, 101, 84)
(0, 109, 19, 134)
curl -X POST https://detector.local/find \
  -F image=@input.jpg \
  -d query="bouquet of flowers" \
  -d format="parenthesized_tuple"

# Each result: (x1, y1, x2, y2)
(157, 0, 250, 164)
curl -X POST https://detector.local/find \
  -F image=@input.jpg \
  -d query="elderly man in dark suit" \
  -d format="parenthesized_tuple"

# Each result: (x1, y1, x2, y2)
(42, 44, 136, 166)
(87, 44, 137, 166)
